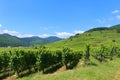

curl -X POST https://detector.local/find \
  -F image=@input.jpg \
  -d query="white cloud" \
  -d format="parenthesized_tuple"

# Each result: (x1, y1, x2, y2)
(106, 25, 112, 27)
(19, 34, 35, 38)
(3, 30, 19, 35)
(1, 29, 85, 38)
(55, 30, 84, 38)
(116, 15, 120, 19)
(0, 24, 2, 27)
(2, 29, 34, 38)
(38, 30, 84, 38)
(38, 34, 51, 38)
(112, 10, 120, 14)
(55, 32, 74, 38)
(74, 30, 84, 34)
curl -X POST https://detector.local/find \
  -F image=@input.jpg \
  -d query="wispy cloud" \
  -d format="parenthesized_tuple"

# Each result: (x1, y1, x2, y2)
(106, 25, 112, 27)
(55, 32, 74, 38)
(0, 24, 2, 27)
(2, 30, 34, 38)
(96, 19, 106, 24)
(41, 26, 58, 30)
(1, 29, 85, 38)
(3, 30, 19, 35)
(116, 15, 120, 20)
(55, 30, 84, 38)
(74, 30, 84, 34)
(96, 10, 120, 25)
(38, 34, 51, 38)
(112, 10, 120, 14)
(19, 34, 35, 38)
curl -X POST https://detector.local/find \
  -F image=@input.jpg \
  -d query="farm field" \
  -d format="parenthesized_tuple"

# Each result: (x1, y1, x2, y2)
(0, 25, 120, 80)
(1, 0, 120, 80)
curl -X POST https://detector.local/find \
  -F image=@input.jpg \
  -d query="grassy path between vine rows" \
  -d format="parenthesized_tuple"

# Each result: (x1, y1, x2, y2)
(3, 58, 120, 80)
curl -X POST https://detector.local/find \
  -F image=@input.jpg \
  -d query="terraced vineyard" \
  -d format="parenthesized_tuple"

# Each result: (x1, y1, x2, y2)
(0, 24, 120, 80)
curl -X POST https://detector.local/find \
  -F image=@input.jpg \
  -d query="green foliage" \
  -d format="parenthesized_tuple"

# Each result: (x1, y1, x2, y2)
(85, 45, 90, 62)
(92, 46, 106, 63)
(0, 45, 120, 79)
(62, 47, 82, 69)
(92, 45, 120, 63)
(0, 51, 10, 70)
(0, 47, 83, 78)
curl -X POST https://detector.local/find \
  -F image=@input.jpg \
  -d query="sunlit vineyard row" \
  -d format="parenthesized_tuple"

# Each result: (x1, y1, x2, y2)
(0, 45, 120, 78)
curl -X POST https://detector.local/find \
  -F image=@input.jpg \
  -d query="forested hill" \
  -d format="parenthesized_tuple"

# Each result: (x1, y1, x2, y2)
(86, 24, 120, 32)
(0, 34, 62, 47)
(0, 34, 25, 47)
(46, 24, 120, 50)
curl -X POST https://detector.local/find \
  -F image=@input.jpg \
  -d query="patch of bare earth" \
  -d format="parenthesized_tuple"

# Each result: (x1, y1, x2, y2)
(3, 74, 16, 80)
(113, 70, 120, 80)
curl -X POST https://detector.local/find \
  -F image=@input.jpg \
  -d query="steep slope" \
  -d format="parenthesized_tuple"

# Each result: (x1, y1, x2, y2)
(46, 24, 120, 50)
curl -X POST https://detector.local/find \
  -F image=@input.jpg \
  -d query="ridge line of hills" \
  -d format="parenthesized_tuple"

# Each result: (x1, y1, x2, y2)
(0, 24, 120, 47)
(46, 24, 120, 50)
(0, 34, 62, 47)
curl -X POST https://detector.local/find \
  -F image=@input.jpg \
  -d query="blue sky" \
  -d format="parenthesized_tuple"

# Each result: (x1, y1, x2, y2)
(0, 0, 120, 38)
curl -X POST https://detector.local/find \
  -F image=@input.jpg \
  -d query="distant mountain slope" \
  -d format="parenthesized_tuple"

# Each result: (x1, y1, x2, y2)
(86, 27, 109, 32)
(44, 36, 62, 43)
(110, 24, 120, 33)
(46, 24, 120, 50)
(21, 36, 47, 46)
(0, 34, 25, 47)
(86, 24, 120, 33)
(0, 34, 61, 47)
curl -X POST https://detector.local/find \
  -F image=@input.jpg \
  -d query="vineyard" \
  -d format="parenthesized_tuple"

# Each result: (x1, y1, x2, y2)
(0, 47, 82, 78)
(0, 45, 120, 79)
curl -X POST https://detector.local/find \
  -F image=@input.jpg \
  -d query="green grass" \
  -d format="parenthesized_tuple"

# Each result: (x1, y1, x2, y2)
(46, 30, 120, 50)
(16, 58, 120, 80)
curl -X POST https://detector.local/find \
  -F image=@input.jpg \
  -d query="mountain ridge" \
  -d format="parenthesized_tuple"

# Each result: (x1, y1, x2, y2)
(0, 34, 62, 47)
(0, 24, 120, 47)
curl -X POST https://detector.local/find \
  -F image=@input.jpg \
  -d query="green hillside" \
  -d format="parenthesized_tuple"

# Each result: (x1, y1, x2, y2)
(44, 36, 62, 43)
(46, 24, 120, 50)
(0, 34, 26, 47)
(0, 34, 61, 47)
(21, 36, 48, 46)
